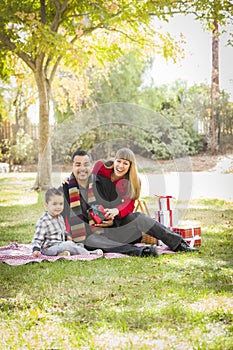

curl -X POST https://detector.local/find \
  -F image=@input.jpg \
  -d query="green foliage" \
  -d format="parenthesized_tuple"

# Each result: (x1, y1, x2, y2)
(90, 51, 146, 105)
(51, 107, 203, 163)
(0, 0, 183, 190)
(172, 0, 233, 28)
(0, 52, 15, 81)
(0, 1, 170, 74)
(0, 83, 14, 122)
(1, 0, 233, 181)
(0, 139, 10, 163)
(9, 129, 38, 165)
(83, 68, 208, 159)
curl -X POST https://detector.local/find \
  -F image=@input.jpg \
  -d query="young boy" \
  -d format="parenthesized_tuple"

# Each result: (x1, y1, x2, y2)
(32, 188, 103, 257)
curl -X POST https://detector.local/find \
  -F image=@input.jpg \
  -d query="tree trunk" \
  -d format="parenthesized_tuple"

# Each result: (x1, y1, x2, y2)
(33, 68, 52, 190)
(210, 19, 220, 155)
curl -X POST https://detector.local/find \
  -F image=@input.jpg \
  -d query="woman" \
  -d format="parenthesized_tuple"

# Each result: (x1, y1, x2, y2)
(93, 148, 140, 218)
(92, 148, 197, 252)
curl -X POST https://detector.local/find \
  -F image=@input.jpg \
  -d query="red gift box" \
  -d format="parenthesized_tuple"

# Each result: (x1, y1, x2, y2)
(156, 195, 175, 211)
(155, 209, 178, 228)
(172, 227, 202, 247)
(88, 205, 108, 224)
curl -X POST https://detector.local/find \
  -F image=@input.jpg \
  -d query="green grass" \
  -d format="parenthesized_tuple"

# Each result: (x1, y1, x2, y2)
(0, 173, 232, 349)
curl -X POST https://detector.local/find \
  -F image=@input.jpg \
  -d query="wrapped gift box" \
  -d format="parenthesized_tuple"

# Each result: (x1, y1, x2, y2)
(88, 204, 108, 224)
(172, 226, 202, 247)
(157, 195, 175, 211)
(155, 209, 178, 228)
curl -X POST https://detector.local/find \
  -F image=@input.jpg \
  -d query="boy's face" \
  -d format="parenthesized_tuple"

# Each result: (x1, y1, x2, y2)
(45, 194, 64, 217)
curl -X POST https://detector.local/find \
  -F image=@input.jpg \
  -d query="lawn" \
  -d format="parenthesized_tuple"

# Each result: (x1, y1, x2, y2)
(0, 173, 232, 349)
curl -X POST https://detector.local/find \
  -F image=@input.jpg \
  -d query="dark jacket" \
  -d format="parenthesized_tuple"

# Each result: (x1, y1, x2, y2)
(61, 174, 122, 234)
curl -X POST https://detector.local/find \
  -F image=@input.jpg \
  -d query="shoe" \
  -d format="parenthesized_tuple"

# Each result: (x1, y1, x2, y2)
(58, 251, 71, 256)
(90, 249, 103, 256)
(175, 240, 198, 252)
(140, 244, 159, 257)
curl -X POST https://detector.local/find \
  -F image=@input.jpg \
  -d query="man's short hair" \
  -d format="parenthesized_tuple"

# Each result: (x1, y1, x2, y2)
(45, 188, 63, 203)
(71, 149, 93, 163)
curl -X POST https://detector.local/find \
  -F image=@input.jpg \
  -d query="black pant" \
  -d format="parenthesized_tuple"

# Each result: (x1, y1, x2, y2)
(84, 233, 144, 256)
(84, 212, 182, 254)
(103, 212, 182, 251)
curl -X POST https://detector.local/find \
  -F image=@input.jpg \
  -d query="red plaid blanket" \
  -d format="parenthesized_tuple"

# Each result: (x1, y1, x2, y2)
(0, 242, 173, 266)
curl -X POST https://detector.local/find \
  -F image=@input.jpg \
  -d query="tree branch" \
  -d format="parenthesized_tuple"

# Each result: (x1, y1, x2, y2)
(50, 0, 69, 32)
(48, 56, 62, 83)
(0, 34, 35, 71)
(40, 0, 46, 24)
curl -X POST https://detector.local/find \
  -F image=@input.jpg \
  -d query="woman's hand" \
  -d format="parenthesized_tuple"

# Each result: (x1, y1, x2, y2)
(104, 208, 119, 219)
(62, 177, 69, 185)
(94, 207, 119, 227)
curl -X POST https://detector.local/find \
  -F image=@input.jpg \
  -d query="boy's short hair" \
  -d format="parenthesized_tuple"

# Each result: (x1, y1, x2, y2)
(45, 188, 63, 203)
(71, 149, 93, 163)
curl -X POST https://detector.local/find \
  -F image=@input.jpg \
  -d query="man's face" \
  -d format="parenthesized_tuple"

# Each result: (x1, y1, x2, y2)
(72, 155, 92, 183)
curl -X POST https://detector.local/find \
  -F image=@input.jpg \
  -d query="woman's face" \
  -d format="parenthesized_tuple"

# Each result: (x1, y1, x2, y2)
(113, 158, 131, 178)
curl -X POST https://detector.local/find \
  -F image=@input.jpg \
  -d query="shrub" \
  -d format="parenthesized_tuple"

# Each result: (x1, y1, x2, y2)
(9, 129, 38, 165)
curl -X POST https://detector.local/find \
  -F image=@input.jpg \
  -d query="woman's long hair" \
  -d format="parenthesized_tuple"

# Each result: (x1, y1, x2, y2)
(112, 148, 141, 200)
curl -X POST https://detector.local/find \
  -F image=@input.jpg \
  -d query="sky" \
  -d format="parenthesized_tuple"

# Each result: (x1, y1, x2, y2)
(149, 14, 233, 101)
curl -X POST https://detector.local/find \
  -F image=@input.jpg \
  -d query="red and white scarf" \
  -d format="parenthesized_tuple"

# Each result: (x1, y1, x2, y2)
(68, 174, 100, 242)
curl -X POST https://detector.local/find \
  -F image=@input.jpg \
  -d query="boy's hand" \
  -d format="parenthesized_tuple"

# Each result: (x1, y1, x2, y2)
(33, 251, 41, 257)
(66, 236, 72, 241)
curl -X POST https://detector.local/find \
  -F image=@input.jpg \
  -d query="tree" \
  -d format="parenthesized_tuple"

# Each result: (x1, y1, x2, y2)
(147, 0, 232, 152)
(0, 0, 180, 190)
(211, 18, 220, 154)
(174, 0, 233, 153)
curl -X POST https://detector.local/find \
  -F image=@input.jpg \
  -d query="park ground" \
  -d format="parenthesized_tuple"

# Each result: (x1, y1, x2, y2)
(8, 152, 233, 174)
(0, 152, 232, 349)
(136, 152, 233, 173)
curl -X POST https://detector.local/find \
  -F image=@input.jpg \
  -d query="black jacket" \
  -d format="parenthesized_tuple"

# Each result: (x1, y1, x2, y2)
(61, 174, 122, 234)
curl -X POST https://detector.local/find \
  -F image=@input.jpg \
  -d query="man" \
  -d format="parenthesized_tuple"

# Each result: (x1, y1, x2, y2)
(62, 150, 158, 257)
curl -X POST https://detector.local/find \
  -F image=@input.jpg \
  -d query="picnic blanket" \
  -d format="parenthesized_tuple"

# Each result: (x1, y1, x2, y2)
(0, 242, 174, 266)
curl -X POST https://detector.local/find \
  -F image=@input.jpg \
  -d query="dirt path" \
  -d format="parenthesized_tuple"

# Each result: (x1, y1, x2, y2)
(4, 152, 233, 174)
(137, 153, 233, 202)
(136, 153, 233, 173)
